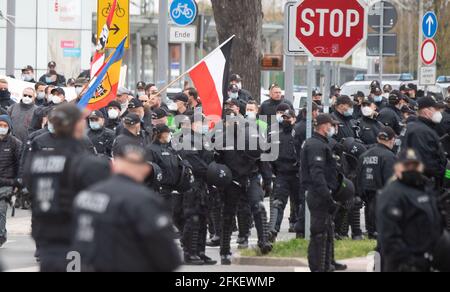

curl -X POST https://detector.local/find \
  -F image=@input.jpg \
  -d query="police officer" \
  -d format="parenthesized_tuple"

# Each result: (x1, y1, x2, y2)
(23, 104, 110, 272)
(373, 87, 387, 111)
(87, 111, 115, 157)
(176, 116, 217, 265)
(377, 90, 404, 135)
(357, 99, 384, 146)
(112, 113, 148, 156)
(215, 113, 269, 265)
(269, 109, 301, 242)
(331, 95, 356, 142)
(352, 91, 365, 120)
(301, 114, 345, 272)
(377, 149, 443, 272)
(0, 115, 22, 247)
(403, 97, 447, 190)
(72, 145, 181, 272)
(357, 127, 397, 239)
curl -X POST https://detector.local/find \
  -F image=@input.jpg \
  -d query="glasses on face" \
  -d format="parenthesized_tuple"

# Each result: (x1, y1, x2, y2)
(23, 94, 33, 98)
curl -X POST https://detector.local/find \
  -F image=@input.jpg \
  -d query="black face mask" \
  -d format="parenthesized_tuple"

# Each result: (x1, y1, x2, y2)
(314, 100, 322, 106)
(399, 171, 425, 188)
(281, 120, 292, 129)
(0, 90, 10, 99)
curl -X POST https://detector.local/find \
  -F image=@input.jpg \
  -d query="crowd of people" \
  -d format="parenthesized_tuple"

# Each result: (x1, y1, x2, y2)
(1, 65, 450, 272)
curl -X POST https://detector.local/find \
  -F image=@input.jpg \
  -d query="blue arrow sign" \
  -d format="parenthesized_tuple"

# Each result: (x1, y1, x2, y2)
(170, 0, 198, 27)
(422, 11, 438, 39)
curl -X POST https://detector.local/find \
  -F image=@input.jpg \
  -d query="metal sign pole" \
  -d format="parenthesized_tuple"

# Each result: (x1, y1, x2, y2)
(305, 58, 314, 240)
(157, 0, 169, 100)
(285, 55, 295, 103)
(378, 1, 384, 82)
(5, 0, 15, 76)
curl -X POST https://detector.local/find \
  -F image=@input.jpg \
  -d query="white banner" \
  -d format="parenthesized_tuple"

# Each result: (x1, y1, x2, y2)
(0, 76, 77, 103)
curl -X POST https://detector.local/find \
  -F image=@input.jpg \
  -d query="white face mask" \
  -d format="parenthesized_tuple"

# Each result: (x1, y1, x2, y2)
(22, 96, 33, 105)
(236, 82, 242, 90)
(108, 109, 119, 120)
(327, 126, 336, 138)
(47, 122, 55, 134)
(52, 95, 62, 104)
(432, 111, 443, 124)
(361, 107, 374, 117)
(75, 87, 83, 95)
(37, 92, 45, 100)
(246, 112, 257, 120)
(168, 101, 178, 111)
(276, 114, 283, 123)
(22, 74, 33, 82)
(137, 91, 145, 97)
(0, 127, 8, 136)
(229, 92, 239, 99)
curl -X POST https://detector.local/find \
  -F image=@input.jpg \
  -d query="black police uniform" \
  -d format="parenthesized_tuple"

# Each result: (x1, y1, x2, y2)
(331, 111, 356, 142)
(105, 117, 121, 132)
(72, 174, 181, 272)
(112, 128, 148, 156)
(269, 121, 301, 240)
(23, 137, 109, 272)
(357, 143, 396, 238)
(377, 105, 403, 135)
(87, 127, 115, 157)
(377, 180, 443, 272)
(301, 132, 339, 272)
(177, 131, 215, 262)
(356, 116, 384, 146)
(146, 140, 182, 229)
(403, 117, 447, 188)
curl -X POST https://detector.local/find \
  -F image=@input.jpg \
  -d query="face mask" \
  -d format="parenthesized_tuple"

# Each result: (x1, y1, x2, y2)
(361, 107, 374, 117)
(236, 83, 242, 90)
(374, 95, 383, 103)
(314, 100, 322, 106)
(229, 92, 239, 99)
(75, 87, 83, 95)
(22, 96, 33, 105)
(137, 91, 145, 97)
(400, 171, 425, 188)
(432, 111, 443, 124)
(108, 109, 119, 120)
(327, 126, 336, 138)
(89, 121, 102, 131)
(22, 74, 33, 82)
(45, 77, 54, 84)
(168, 101, 178, 111)
(37, 92, 45, 100)
(344, 108, 354, 117)
(276, 114, 283, 123)
(281, 120, 292, 128)
(246, 112, 257, 120)
(52, 95, 62, 104)
(0, 90, 10, 98)
(0, 127, 8, 136)
(47, 122, 55, 134)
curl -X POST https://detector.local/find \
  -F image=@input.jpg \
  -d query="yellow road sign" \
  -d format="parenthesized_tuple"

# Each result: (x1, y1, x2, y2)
(97, 0, 130, 49)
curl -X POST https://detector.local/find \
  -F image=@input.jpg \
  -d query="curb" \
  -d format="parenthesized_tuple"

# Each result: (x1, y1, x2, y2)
(232, 253, 309, 267)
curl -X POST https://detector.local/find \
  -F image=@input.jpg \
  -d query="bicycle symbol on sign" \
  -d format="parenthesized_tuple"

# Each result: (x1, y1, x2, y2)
(102, 1, 126, 18)
(171, 3, 194, 19)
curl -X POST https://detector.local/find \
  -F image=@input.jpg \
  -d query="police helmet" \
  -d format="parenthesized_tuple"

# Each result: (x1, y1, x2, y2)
(206, 162, 232, 188)
(341, 137, 368, 158)
(432, 230, 450, 272)
(333, 173, 355, 205)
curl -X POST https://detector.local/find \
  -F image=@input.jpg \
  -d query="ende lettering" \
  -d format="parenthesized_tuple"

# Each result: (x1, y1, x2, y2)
(175, 31, 192, 38)
(31, 156, 67, 173)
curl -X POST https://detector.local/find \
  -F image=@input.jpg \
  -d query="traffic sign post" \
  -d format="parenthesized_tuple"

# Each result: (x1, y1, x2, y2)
(97, 0, 130, 49)
(368, 1, 398, 33)
(170, 0, 198, 27)
(292, 0, 368, 61)
(419, 66, 437, 86)
(285, 1, 307, 56)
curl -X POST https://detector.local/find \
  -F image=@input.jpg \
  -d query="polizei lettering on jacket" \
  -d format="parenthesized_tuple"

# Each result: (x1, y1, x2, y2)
(31, 156, 67, 173)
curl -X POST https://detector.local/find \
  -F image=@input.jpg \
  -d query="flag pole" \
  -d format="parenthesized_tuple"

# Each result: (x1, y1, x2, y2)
(155, 35, 235, 96)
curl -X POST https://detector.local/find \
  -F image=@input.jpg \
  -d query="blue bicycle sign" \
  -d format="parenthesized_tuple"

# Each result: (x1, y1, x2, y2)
(170, 0, 198, 27)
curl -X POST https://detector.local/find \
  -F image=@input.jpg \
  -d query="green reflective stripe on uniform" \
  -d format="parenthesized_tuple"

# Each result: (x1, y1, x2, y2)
(167, 115, 177, 132)
(256, 119, 268, 132)
(445, 169, 450, 180)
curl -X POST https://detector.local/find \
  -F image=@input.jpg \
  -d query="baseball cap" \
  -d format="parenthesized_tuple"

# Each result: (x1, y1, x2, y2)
(152, 108, 168, 120)
(352, 91, 365, 98)
(228, 84, 239, 93)
(230, 74, 242, 82)
(377, 126, 396, 141)
(107, 100, 121, 110)
(171, 93, 189, 103)
(123, 113, 141, 125)
(154, 124, 171, 135)
(276, 103, 291, 113)
(400, 105, 416, 114)
(312, 90, 322, 96)
(128, 98, 144, 109)
(314, 114, 339, 126)
(418, 97, 440, 110)
(397, 148, 422, 164)
(88, 110, 104, 119)
(136, 81, 146, 89)
(281, 109, 296, 119)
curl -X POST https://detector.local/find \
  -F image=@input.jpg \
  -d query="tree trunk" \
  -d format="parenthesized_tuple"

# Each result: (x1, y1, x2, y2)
(211, 0, 263, 102)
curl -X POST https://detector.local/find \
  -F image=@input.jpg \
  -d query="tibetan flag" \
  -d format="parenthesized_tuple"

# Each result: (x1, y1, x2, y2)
(188, 36, 234, 118)
(78, 36, 127, 110)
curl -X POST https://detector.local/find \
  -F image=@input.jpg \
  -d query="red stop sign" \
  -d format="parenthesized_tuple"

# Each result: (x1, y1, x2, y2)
(295, 0, 368, 60)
